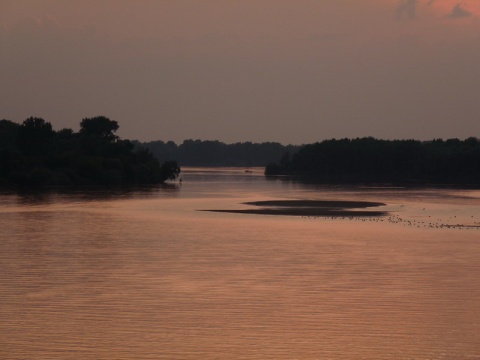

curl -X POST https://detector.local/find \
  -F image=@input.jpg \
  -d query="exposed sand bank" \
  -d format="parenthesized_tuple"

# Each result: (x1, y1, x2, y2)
(204, 200, 387, 217)
(244, 200, 386, 208)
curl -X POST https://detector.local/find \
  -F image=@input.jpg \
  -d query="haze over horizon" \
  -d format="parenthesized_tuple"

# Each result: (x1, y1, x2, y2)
(1, 0, 479, 145)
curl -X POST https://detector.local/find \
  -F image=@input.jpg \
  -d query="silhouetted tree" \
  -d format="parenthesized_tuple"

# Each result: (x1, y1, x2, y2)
(160, 161, 181, 182)
(0, 116, 181, 187)
(265, 137, 480, 184)
(16, 117, 54, 155)
(0, 120, 20, 150)
(80, 116, 119, 141)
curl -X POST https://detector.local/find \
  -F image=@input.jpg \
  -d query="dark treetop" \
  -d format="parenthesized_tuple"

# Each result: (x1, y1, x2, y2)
(0, 116, 180, 187)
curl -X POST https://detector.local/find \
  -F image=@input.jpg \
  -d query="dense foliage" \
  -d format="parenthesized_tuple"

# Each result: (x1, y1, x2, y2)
(265, 137, 480, 185)
(0, 117, 180, 187)
(139, 139, 300, 167)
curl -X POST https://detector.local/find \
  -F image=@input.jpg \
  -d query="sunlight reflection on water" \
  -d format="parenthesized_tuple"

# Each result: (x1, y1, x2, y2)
(1, 168, 480, 359)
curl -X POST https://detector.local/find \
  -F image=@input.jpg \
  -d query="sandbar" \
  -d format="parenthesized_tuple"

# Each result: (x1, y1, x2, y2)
(204, 200, 387, 217)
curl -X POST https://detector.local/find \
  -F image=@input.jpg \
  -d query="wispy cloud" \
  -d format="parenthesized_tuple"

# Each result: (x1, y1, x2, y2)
(395, 0, 419, 20)
(447, 3, 472, 18)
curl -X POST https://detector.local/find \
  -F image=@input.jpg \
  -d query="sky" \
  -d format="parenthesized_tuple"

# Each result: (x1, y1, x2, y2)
(1, 0, 479, 144)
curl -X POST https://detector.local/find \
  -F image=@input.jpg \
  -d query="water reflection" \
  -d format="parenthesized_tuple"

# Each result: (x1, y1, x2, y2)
(6, 183, 181, 207)
(1, 168, 480, 359)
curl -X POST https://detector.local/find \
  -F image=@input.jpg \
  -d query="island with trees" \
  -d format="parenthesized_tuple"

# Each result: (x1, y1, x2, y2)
(0, 116, 180, 187)
(265, 137, 480, 185)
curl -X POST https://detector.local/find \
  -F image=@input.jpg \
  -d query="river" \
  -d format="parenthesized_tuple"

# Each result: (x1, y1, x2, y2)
(1, 167, 480, 359)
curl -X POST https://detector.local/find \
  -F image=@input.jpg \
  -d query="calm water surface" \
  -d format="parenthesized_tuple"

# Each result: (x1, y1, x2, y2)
(1, 168, 480, 359)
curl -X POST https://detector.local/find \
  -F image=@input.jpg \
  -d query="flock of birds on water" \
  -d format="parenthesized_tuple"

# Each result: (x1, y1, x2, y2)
(301, 210, 480, 231)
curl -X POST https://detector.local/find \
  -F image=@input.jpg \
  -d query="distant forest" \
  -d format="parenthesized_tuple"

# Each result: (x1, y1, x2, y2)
(137, 139, 300, 167)
(0, 117, 180, 187)
(4, 117, 479, 187)
(265, 137, 480, 185)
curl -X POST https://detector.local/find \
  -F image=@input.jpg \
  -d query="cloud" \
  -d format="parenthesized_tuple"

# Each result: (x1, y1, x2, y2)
(447, 3, 472, 18)
(395, 0, 419, 20)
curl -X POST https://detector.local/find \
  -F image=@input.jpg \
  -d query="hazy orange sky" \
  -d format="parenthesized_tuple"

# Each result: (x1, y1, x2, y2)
(1, 0, 479, 143)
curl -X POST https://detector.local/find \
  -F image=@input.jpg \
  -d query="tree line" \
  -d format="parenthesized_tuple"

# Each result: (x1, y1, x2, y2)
(138, 139, 300, 167)
(265, 137, 480, 185)
(0, 116, 180, 187)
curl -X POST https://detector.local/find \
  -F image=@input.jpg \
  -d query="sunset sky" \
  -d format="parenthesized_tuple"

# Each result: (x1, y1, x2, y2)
(1, 0, 479, 144)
